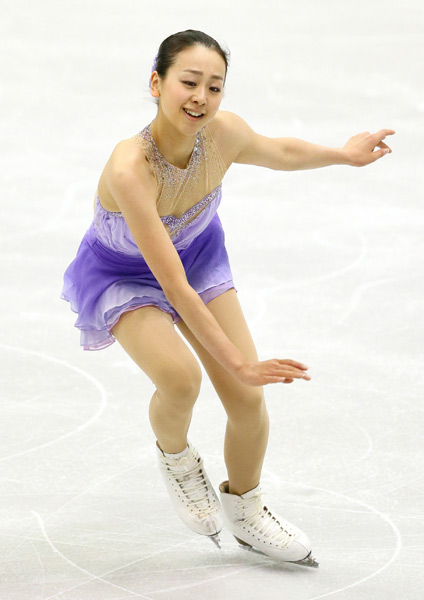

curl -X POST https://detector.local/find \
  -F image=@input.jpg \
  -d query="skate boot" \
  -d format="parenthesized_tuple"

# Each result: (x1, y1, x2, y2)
(156, 442, 223, 548)
(219, 481, 318, 567)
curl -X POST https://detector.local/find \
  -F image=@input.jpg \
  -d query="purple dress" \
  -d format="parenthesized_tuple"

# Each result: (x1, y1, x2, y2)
(61, 124, 236, 350)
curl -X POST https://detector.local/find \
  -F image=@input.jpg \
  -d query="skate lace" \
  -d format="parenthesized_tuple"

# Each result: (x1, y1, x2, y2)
(236, 491, 296, 549)
(160, 454, 216, 518)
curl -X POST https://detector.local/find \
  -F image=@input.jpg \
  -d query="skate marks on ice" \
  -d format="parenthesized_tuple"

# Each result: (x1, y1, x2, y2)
(27, 475, 273, 600)
(269, 479, 403, 600)
(0, 343, 266, 599)
(0, 344, 108, 463)
(19, 475, 401, 600)
(31, 510, 216, 600)
(244, 218, 370, 330)
(0, 344, 123, 598)
(32, 511, 154, 600)
(2, 180, 95, 246)
(331, 277, 398, 327)
(30, 505, 271, 600)
(0, 309, 418, 596)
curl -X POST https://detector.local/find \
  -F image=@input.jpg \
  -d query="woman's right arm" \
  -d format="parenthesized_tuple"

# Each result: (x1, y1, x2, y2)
(106, 142, 310, 387)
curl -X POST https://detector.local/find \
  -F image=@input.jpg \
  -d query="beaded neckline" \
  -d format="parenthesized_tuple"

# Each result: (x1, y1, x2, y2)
(143, 123, 203, 171)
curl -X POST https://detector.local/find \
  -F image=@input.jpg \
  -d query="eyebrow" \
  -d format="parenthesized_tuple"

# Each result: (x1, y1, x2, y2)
(181, 69, 224, 81)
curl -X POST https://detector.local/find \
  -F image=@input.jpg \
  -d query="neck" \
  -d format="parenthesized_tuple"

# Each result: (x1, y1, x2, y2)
(150, 115, 198, 169)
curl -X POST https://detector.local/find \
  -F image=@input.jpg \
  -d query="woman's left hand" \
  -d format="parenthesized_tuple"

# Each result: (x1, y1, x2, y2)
(343, 129, 395, 167)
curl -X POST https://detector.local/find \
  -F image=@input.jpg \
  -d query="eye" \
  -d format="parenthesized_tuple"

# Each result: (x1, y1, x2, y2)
(210, 87, 221, 93)
(183, 81, 196, 87)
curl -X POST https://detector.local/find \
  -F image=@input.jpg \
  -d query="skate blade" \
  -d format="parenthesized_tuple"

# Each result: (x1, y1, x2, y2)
(234, 536, 265, 556)
(209, 533, 222, 549)
(289, 551, 319, 568)
(234, 537, 319, 567)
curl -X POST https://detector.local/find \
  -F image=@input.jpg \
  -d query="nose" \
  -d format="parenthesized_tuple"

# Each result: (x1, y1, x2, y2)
(191, 85, 206, 105)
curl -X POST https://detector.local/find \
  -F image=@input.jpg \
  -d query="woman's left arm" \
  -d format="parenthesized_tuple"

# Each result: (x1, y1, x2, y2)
(216, 111, 395, 170)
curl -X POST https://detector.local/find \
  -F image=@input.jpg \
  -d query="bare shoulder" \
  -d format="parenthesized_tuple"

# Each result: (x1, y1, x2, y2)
(209, 110, 250, 133)
(209, 112, 286, 168)
(207, 111, 254, 166)
(97, 134, 156, 212)
(110, 135, 149, 171)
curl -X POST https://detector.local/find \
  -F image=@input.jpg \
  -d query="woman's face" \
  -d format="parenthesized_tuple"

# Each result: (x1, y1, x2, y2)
(151, 45, 226, 135)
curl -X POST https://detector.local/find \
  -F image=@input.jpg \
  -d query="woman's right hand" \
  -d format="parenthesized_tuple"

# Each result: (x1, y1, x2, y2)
(233, 358, 311, 387)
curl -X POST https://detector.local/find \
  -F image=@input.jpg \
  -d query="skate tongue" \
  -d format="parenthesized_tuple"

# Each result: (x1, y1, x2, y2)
(162, 445, 190, 460)
(240, 484, 261, 500)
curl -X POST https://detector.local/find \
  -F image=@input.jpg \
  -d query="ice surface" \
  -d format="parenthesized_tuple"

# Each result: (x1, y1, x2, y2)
(1, 0, 423, 598)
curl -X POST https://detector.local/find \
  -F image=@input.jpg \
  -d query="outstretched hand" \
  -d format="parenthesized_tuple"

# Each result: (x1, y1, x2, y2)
(343, 129, 395, 167)
(233, 358, 311, 387)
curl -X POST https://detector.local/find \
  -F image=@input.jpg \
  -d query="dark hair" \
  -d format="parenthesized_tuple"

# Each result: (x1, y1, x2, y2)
(155, 30, 229, 82)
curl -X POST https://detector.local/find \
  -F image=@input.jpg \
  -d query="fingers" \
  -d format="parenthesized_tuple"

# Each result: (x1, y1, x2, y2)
(373, 129, 396, 144)
(378, 128, 396, 137)
(277, 358, 309, 370)
(277, 359, 310, 378)
(262, 366, 310, 383)
(371, 147, 391, 161)
(241, 358, 311, 387)
(262, 375, 301, 385)
(281, 364, 310, 379)
(368, 130, 394, 162)
(267, 360, 311, 381)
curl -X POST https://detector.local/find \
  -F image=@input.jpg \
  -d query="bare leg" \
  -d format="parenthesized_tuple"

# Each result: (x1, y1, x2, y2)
(177, 289, 269, 495)
(112, 306, 202, 453)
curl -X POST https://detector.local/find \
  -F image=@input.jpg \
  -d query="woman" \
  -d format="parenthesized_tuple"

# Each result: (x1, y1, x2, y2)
(62, 29, 394, 567)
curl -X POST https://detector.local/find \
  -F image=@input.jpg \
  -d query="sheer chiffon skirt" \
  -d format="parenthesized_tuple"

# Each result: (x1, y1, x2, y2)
(61, 212, 236, 350)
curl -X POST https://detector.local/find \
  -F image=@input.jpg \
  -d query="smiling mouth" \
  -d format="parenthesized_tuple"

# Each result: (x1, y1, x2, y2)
(183, 108, 204, 119)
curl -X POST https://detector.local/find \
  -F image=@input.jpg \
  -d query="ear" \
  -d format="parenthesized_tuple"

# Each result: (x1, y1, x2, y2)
(150, 72, 160, 98)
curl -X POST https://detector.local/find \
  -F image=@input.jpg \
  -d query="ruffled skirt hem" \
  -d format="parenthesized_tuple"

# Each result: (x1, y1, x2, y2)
(62, 280, 236, 351)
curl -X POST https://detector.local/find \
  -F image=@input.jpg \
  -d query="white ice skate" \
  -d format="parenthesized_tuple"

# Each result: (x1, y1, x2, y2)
(219, 481, 318, 567)
(156, 442, 223, 548)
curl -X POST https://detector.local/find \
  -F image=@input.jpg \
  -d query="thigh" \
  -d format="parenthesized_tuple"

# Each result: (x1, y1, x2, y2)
(176, 289, 264, 410)
(112, 306, 202, 398)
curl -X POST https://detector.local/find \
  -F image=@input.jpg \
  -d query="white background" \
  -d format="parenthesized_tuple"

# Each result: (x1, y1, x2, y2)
(1, 1, 423, 598)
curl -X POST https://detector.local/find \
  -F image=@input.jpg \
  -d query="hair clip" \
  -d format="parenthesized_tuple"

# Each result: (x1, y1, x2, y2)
(149, 53, 158, 88)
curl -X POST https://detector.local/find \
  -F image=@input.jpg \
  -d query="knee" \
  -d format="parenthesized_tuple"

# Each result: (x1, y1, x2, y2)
(224, 387, 265, 420)
(156, 360, 202, 408)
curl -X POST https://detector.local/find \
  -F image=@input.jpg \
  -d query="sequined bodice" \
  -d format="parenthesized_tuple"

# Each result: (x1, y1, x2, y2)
(139, 123, 227, 225)
(93, 122, 228, 256)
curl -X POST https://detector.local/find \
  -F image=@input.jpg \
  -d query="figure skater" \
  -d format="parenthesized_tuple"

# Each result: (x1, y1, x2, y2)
(62, 29, 394, 567)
